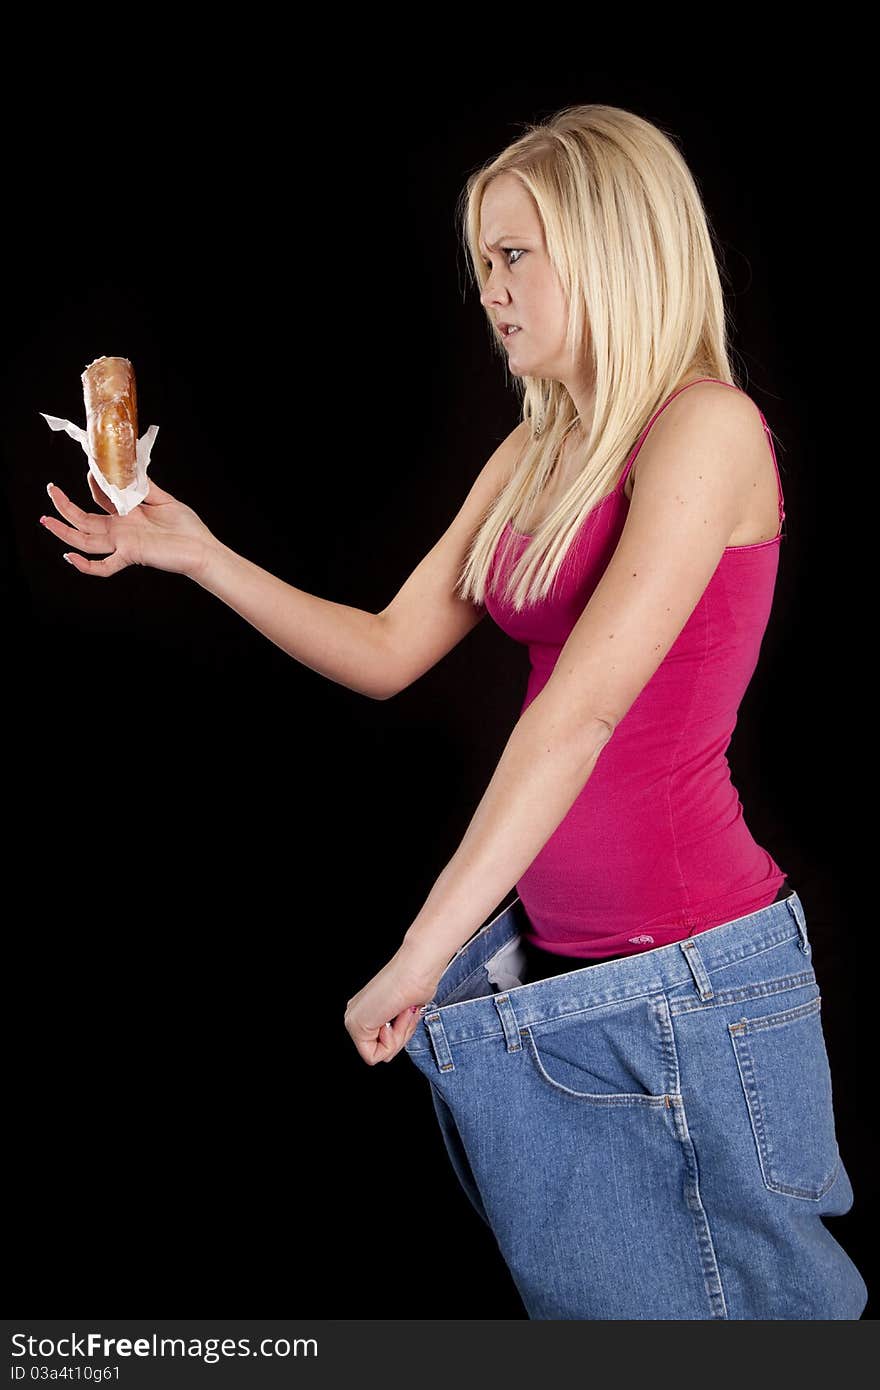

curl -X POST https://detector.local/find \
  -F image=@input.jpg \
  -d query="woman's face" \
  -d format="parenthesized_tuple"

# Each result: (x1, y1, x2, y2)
(478, 173, 588, 385)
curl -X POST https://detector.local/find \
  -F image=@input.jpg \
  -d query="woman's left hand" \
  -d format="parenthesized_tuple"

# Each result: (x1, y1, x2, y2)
(345, 945, 442, 1065)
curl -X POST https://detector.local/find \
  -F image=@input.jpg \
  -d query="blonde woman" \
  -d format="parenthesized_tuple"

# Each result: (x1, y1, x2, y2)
(41, 104, 867, 1320)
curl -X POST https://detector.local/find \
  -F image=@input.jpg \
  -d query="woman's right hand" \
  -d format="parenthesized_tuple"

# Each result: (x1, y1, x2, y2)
(40, 473, 219, 581)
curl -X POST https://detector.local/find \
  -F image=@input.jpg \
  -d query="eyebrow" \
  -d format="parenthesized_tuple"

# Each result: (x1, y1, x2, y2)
(479, 234, 533, 255)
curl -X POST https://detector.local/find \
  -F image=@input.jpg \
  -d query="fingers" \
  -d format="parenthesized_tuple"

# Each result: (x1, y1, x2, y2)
(344, 997, 426, 1065)
(41, 482, 122, 572)
(86, 470, 118, 515)
(45, 483, 110, 539)
(41, 512, 113, 555)
(142, 477, 175, 505)
(62, 548, 131, 578)
(379, 1010, 421, 1062)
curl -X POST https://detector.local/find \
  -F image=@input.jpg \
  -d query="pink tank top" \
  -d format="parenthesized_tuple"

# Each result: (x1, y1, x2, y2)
(484, 379, 788, 958)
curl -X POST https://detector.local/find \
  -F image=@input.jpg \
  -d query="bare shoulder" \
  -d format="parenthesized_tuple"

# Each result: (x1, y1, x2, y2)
(625, 382, 779, 546)
(648, 379, 765, 446)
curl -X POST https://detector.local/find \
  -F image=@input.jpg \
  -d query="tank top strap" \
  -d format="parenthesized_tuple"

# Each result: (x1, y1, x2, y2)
(617, 377, 785, 526)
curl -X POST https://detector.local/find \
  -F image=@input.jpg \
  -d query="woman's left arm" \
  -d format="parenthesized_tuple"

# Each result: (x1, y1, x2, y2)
(344, 699, 613, 1063)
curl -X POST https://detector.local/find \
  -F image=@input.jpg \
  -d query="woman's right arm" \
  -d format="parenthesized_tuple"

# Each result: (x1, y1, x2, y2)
(43, 423, 526, 700)
(192, 422, 527, 702)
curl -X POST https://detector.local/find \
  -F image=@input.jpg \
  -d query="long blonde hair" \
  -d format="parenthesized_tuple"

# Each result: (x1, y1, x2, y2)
(455, 103, 750, 612)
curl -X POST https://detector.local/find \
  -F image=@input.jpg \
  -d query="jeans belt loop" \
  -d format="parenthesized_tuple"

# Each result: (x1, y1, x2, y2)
(679, 937, 714, 1000)
(785, 893, 811, 956)
(423, 1011, 455, 1073)
(493, 992, 523, 1052)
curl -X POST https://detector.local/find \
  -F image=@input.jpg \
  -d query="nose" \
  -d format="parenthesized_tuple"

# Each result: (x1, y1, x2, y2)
(480, 278, 511, 313)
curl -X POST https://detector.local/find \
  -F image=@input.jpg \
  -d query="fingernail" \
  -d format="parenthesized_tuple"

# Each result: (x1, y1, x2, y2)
(46, 483, 54, 497)
(63, 554, 73, 564)
(410, 1005, 419, 1013)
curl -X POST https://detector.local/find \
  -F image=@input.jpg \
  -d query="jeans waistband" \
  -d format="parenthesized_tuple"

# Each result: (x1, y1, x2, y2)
(405, 891, 809, 1056)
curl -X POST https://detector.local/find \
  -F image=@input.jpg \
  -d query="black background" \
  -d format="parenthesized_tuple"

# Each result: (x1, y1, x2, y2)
(4, 53, 873, 1320)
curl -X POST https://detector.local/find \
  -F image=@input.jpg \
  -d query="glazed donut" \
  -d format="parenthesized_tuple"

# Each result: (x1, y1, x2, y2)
(81, 356, 138, 490)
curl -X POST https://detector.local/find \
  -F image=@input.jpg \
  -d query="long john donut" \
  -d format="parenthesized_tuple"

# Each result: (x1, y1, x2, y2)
(81, 356, 138, 490)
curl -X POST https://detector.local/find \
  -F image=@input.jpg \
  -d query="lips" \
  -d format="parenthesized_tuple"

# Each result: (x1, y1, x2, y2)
(500, 323, 521, 337)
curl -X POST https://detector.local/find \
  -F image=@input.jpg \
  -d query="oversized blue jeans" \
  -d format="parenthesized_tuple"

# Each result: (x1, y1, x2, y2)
(404, 891, 867, 1319)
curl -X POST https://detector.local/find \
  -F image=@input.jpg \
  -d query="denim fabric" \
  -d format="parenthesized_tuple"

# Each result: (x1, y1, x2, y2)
(404, 891, 867, 1320)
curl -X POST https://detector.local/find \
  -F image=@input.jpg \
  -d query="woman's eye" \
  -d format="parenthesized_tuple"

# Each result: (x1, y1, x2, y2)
(483, 247, 525, 269)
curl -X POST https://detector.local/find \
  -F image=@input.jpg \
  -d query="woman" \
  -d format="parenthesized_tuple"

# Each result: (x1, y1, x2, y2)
(40, 104, 867, 1320)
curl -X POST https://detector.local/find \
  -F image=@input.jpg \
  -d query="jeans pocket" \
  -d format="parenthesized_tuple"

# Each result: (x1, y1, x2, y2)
(521, 998, 669, 1105)
(728, 993, 840, 1199)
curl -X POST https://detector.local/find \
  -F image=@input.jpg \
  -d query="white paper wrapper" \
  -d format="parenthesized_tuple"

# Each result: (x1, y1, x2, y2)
(39, 412, 160, 517)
